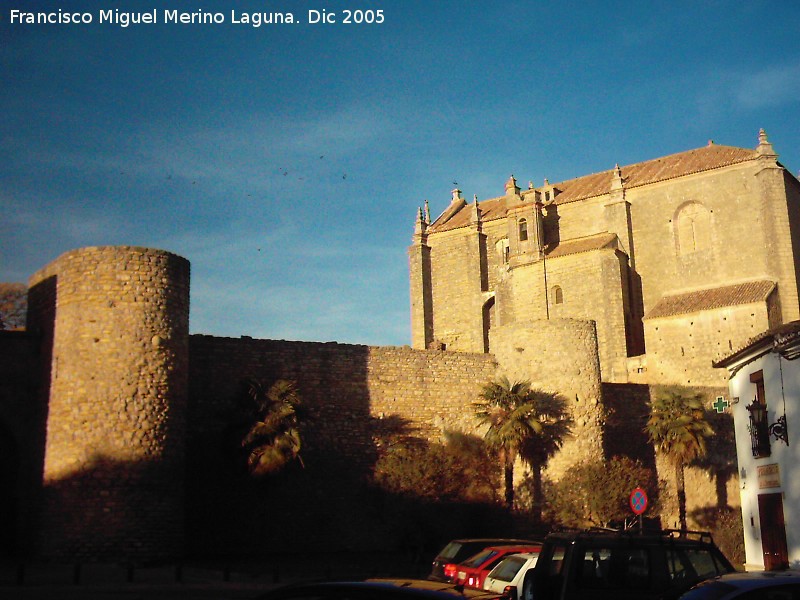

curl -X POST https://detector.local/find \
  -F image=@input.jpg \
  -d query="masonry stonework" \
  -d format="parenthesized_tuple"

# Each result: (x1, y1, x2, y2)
(27, 246, 189, 560)
(410, 132, 800, 388)
(188, 336, 499, 464)
(490, 319, 605, 477)
(4, 133, 796, 561)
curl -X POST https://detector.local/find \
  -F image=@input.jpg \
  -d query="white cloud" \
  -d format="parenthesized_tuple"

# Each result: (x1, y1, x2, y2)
(732, 62, 800, 110)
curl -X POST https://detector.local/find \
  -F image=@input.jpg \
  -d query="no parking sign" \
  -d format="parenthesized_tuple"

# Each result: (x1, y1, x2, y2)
(629, 487, 648, 515)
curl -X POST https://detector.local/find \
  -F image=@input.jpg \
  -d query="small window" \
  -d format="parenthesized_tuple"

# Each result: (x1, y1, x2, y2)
(748, 370, 771, 458)
(496, 238, 510, 263)
(463, 549, 499, 568)
(489, 556, 527, 582)
(683, 549, 724, 580)
(519, 218, 528, 242)
(576, 547, 650, 592)
(552, 286, 563, 305)
(577, 548, 612, 590)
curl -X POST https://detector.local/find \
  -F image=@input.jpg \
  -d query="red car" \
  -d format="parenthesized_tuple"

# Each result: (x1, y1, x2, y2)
(453, 545, 542, 589)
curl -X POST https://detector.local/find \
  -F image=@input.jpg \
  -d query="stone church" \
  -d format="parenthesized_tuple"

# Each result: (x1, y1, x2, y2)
(409, 130, 800, 389)
(2, 131, 798, 561)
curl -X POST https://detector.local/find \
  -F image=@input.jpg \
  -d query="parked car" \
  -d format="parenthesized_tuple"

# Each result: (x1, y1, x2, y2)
(483, 552, 540, 598)
(258, 579, 510, 600)
(680, 570, 800, 599)
(523, 528, 735, 600)
(455, 545, 543, 589)
(429, 538, 541, 582)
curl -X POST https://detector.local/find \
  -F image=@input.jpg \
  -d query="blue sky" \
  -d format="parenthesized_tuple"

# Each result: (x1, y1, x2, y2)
(2, 1, 800, 346)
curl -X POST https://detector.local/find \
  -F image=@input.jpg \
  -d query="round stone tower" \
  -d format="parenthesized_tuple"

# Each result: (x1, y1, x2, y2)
(28, 246, 190, 560)
(490, 318, 606, 477)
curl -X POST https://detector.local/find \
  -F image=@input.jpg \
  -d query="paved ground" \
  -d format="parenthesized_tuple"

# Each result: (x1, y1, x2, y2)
(0, 555, 429, 600)
(0, 565, 278, 600)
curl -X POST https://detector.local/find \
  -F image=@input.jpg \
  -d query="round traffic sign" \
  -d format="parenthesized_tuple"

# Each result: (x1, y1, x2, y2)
(629, 487, 648, 515)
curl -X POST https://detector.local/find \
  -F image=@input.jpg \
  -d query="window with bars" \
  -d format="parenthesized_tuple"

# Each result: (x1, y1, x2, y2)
(747, 370, 771, 458)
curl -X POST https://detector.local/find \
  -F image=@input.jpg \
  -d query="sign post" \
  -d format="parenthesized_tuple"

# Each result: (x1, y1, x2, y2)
(629, 487, 648, 533)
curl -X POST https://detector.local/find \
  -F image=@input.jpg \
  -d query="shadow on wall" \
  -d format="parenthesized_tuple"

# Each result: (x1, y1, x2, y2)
(694, 411, 737, 508)
(185, 337, 379, 555)
(184, 337, 514, 558)
(0, 421, 19, 557)
(184, 422, 516, 561)
(0, 275, 55, 559)
(601, 383, 657, 472)
(37, 455, 185, 561)
(602, 384, 738, 509)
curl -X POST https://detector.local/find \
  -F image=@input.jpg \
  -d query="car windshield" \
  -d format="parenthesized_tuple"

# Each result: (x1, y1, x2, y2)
(487, 556, 527, 582)
(439, 542, 464, 560)
(463, 549, 500, 568)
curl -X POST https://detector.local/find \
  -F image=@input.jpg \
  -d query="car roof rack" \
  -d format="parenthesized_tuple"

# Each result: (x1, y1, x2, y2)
(545, 527, 717, 545)
(660, 529, 716, 544)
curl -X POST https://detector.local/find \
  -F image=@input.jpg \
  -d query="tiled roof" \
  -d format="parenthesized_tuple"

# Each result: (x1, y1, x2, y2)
(546, 232, 618, 259)
(429, 196, 506, 232)
(644, 280, 775, 320)
(547, 144, 757, 206)
(713, 320, 800, 367)
(427, 143, 758, 233)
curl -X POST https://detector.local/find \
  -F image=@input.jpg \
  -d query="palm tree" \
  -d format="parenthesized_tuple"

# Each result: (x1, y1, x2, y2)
(644, 386, 714, 531)
(474, 376, 570, 512)
(240, 378, 305, 477)
(519, 391, 571, 521)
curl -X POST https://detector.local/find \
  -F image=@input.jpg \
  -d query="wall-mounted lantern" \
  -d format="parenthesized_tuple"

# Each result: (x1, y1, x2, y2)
(747, 400, 772, 458)
(769, 414, 789, 446)
(747, 399, 789, 458)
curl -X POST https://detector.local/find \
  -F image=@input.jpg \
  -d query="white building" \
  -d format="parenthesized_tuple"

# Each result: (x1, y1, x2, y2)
(714, 321, 800, 571)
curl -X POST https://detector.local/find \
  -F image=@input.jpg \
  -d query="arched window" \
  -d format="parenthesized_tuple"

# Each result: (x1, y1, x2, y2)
(495, 238, 510, 263)
(675, 202, 711, 256)
(482, 297, 495, 353)
(552, 285, 563, 305)
(518, 218, 528, 242)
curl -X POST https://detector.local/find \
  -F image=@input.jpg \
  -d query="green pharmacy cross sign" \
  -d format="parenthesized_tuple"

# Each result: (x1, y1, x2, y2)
(713, 396, 729, 414)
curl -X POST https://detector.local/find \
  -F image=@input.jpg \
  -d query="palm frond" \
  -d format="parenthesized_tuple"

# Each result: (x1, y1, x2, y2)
(240, 378, 306, 477)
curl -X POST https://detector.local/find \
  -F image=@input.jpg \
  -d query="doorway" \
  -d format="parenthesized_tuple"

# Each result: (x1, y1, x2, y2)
(758, 492, 789, 570)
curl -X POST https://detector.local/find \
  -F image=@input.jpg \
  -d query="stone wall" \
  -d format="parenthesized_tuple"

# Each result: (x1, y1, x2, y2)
(0, 330, 42, 558)
(188, 337, 498, 455)
(626, 164, 773, 316)
(490, 319, 605, 477)
(27, 246, 190, 560)
(186, 336, 500, 553)
(782, 170, 800, 322)
(498, 248, 631, 381)
(425, 227, 487, 353)
(645, 302, 775, 387)
(1, 241, 746, 561)
(411, 150, 800, 388)
(603, 383, 739, 529)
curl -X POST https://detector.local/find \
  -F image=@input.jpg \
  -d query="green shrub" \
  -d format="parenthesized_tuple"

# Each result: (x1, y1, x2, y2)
(546, 456, 660, 528)
(691, 506, 746, 568)
(373, 433, 499, 503)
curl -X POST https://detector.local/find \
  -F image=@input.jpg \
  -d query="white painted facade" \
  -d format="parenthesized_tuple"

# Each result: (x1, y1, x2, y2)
(715, 322, 800, 571)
